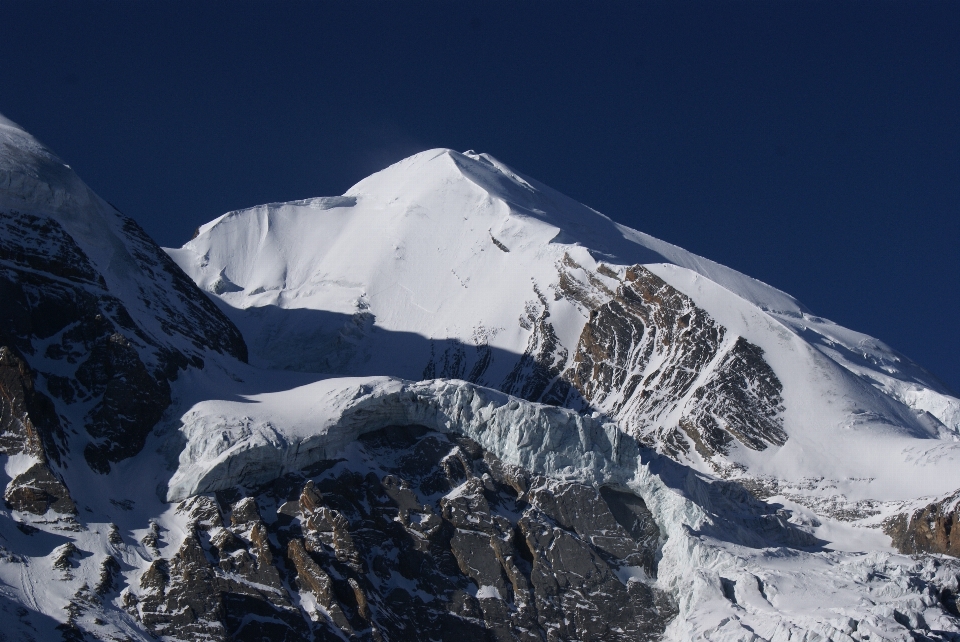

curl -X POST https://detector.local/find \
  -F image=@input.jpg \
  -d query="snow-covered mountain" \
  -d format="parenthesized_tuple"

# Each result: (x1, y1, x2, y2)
(3, 114, 960, 641)
(170, 147, 960, 510)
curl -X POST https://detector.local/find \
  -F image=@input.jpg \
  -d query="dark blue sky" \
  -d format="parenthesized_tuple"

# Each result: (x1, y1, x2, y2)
(2, 2, 958, 392)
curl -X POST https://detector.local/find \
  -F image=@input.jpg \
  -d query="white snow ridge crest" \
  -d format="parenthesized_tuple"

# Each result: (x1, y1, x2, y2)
(1, 118, 959, 642)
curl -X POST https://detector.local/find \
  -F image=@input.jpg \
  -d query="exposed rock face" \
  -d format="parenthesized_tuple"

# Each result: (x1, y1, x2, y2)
(4, 461, 76, 515)
(130, 495, 309, 641)
(122, 425, 674, 641)
(886, 491, 960, 557)
(502, 283, 573, 407)
(0, 208, 247, 476)
(505, 258, 786, 469)
(0, 345, 63, 462)
(678, 336, 785, 455)
(564, 265, 727, 427)
(423, 336, 495, 386)
(0, 345, 75, 515)
(78, 331, 172, 472)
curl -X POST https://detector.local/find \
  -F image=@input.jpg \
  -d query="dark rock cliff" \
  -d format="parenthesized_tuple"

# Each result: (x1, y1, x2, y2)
(123, 426, 675, 642)
(0, 208, 247, 479)
(0, 345, 75, 515)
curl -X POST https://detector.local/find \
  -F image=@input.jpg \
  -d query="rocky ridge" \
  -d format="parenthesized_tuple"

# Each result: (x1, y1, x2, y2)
(0, 115, 246, 492)
(885, 490, 960, 558)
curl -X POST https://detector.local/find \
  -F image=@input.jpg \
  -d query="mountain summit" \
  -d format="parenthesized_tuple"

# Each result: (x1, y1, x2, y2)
(3, 119, 960, 641)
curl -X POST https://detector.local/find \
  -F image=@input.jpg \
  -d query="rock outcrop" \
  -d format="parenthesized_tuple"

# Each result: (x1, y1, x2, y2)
(544, 255, 787, 464)
(0, 345, 75, 515)
(501, 258, 786, 470)
(123, 426, 675, 641)
(0, 208, 247, 476)
(886, 490, 960, 557)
